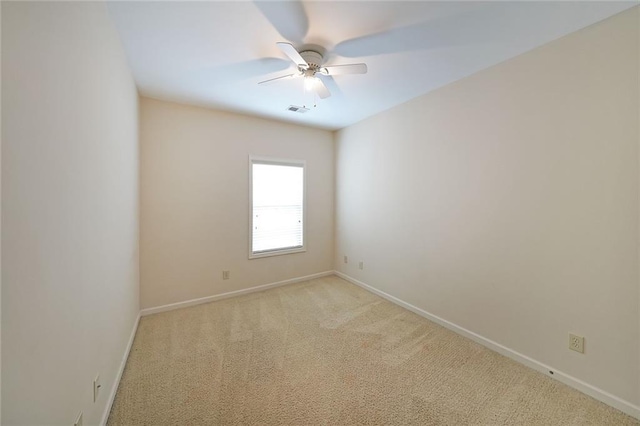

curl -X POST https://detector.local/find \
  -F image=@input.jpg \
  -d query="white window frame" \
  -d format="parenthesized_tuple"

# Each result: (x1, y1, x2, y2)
(249, 156, 307, 259)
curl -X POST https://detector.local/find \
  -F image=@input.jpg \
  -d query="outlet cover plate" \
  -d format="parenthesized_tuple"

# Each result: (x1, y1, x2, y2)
(74, 411, 83, 426)
(93, 374, 101, 402)
(569, 333, 584, 353)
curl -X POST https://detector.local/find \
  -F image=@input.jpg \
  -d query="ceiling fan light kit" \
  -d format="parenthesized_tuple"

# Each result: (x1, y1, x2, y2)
(258, 42, 368, 102)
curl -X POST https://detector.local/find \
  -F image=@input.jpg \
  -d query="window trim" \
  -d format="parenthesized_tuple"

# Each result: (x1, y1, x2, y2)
(249, 155, 307, 259)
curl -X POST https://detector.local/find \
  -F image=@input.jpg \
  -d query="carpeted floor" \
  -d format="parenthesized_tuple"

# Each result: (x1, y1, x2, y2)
(108, 276, 638, 425)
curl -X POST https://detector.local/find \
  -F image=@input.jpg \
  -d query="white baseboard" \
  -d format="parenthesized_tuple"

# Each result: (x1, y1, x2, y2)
(101, 312, 140, 426)
(140, 271, 335, 317)
(334, 271, 640, 420)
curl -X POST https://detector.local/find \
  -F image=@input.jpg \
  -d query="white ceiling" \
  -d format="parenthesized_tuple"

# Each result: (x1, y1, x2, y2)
(107, 1, 637, 131)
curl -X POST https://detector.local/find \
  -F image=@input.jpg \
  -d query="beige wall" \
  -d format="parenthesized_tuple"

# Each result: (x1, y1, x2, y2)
(336, 8, 640, 405)
(1, 2, 3, 420)
(2, 2, 139, 425)
(140, 97, 334, 309)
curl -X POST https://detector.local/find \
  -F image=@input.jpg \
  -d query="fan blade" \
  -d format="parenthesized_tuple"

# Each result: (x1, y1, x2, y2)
(317, 74, 344, 98)
(277, 42, 307, 68)
(334, 22, 444, 57)
(202, 58, 290, 84)
(258, 73, 296, 85)
(333, 4, 502, 58)
(314, 78, 331, 99)
(254, 1, 309, 44)
(322, 63, 368, 76)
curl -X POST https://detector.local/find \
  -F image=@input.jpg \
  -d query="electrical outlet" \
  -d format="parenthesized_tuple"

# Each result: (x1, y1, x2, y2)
(93, 374, 101, 402)
(74, 411, 83, 426)
(569, 333, 584, 353)
(343, 255, 348, 264)
(358, 261, 364, 270)
(222, 270, 230, 280)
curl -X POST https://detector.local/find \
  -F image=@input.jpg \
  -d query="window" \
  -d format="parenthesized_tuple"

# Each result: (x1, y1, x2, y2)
(249, 157, 305, 258)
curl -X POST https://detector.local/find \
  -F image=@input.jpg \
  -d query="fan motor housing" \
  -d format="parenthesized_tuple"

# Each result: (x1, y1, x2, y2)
(299, 50, 324, 69)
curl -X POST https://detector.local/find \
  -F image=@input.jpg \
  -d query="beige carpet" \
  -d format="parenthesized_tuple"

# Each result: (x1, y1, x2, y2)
(108, 276, 638, 425)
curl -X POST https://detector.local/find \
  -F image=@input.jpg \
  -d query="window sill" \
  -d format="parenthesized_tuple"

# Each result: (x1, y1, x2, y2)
(249, 247, 306, 259)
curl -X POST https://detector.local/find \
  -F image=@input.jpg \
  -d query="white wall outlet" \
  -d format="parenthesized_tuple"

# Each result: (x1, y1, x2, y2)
(222, 270, 230, 280)
(343, 255, 348, 264)
(93, 374, 101, 402)
(569, 333, 584, 353)
(358, 261, 364, 270)
(74, 411, 83, 426)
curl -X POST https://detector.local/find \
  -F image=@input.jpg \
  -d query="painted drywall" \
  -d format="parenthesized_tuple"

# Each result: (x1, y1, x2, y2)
(140, 97, 334, 309)
(637, 6, 640, 406)
(2, 2, 139, 425)
(0, 2, 3, 420)
(335, 7, 640, 406)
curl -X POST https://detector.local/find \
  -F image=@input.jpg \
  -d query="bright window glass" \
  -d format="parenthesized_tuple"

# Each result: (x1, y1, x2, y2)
(250, 159, 304, 257)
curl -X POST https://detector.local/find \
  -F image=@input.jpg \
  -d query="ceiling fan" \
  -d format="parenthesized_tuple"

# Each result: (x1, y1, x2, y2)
(258, 42, 368, 99)
(252, 2, 506, 103)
